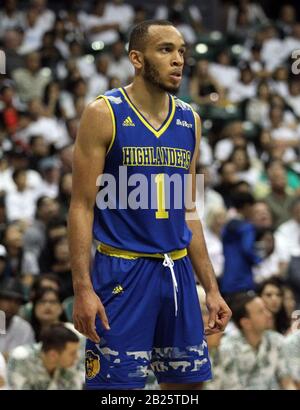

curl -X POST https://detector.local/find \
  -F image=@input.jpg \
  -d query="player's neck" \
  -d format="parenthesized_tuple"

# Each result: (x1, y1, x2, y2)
(126, 79, 169, 116)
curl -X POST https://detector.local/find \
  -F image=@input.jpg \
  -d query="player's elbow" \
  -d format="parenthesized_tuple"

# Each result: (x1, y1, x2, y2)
(69, 196, 95, 216)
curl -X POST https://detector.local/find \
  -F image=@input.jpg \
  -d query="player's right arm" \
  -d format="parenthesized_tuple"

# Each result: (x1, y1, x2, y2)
(68, 98, 112, 343)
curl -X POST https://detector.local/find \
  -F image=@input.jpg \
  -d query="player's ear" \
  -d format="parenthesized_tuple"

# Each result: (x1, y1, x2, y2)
(129, 50, 143, 70)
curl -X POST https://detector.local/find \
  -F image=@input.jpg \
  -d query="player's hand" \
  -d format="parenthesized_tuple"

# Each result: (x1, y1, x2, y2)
(205, 290, 231, 335)
(73, 288, 110, 343)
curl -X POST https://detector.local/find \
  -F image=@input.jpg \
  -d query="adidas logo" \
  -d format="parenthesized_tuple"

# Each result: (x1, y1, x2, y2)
(112, 285, 124, 295)
(122, 116, 135, 127)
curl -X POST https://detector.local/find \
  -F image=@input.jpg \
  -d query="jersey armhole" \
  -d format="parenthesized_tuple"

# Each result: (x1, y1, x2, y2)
(191, 108, 200, 152)
(96, 95, 116, 156)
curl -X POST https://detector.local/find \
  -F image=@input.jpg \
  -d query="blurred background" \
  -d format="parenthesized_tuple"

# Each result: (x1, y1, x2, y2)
(0, 0, 300, 390)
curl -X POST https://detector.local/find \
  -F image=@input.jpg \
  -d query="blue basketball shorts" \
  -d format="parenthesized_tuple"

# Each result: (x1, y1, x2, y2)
(85, 251, 212, 390)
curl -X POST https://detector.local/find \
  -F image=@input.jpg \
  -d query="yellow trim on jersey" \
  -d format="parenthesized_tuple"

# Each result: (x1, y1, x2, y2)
(191, 109, 199, 145)
(119, 88, 175, 139)
(191, 109, 201, 168)
(96, 95, 116, 156)
(97, 242, 187, 261)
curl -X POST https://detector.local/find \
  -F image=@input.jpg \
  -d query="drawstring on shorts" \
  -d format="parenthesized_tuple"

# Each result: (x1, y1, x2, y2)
(163, 253, 178, 317)
(97, 242, 185, 317)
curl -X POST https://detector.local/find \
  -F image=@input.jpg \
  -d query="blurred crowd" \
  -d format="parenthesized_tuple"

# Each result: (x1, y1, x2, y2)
(0, 0, 300, 390)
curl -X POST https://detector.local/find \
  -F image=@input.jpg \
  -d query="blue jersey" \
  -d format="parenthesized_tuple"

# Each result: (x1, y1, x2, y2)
(93, 87, 197, 253)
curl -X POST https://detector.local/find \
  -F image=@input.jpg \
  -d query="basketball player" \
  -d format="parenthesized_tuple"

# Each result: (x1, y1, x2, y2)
(68, 20, 231, 390)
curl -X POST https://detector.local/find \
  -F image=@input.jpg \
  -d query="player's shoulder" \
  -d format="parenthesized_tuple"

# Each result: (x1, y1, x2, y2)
(79, 96, 114, 146)
(96, 88, 124, 106)
(86, 88, 123, 115)
(82, 99, 113, 129)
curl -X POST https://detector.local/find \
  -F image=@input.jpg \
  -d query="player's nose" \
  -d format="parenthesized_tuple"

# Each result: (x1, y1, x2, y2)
(172, 51, 184, 66)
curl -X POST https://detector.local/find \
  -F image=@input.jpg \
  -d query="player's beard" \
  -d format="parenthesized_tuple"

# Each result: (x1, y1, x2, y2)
(143, 57, 180, 94)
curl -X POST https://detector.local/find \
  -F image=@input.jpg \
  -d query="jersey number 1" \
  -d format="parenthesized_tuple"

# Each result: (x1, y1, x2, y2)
(155, 174, 169, 219)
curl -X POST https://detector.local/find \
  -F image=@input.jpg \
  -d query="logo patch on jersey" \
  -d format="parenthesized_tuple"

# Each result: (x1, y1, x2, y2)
(176, 119, 192, 128)
(122, 116, 135, 127)
(106, 95, 122, 104)
(85, 350, 100, 380)
(112, 285, 124, 295)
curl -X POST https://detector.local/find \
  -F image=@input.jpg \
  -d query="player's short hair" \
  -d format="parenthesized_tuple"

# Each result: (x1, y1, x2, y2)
(41, 323, 79, 353)
(128, 19, 174, 53)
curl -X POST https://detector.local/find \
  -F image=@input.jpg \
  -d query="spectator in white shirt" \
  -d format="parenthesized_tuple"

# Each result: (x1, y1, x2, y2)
(256, 128, 296, 166)
(80, 0, 121, 47)
(2, 224, 40, 279)
(228, 64, 257, 103)
(2, 29, 25, 77)
(253, 228, 288, 284)
(269, 106, 299, 150)
(227, 0, 268, 34)
(37, 157, 61, 199)
(69, 40, 96, 81)
(198, 137, 214, 167)
(203, 206, 227, 278)
(261, 25, 284, 72)
(214, 121, 257, 162)
(275, 198, 300, 263)
(0, 278, 35, 359)
(229, 147, 261, 187)
(209, 50, 239, 91)
(19, 7, 45, 54)
(5, 169, 37, 223)
(87, 54, 109, 101)
(19, 99, 70, 149)
(283, 330, 300, 389)
(52, 18, 70, 60)
(286, 79, 300, 118)
(107, 40, 134, 86)
(104, 0, 134, 33)
(12, 51, 52, 103)
(246, 81, 271, 127)
(281, 23, 300, 65)
(270, 66, 289, 99)
(31, 0, 55, 33)
(3, 148, 43, 194)
(244, 43, 270, 78)
(276, 4, 297, 37)
(196, 163, 225, 219)
(0, 0, 25, 40)
(23, 196, 60, 258)
(262, 94, 297, 132)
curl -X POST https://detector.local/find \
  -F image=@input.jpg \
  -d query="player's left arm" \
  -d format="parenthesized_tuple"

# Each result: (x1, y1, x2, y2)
(186, 112, 231, 335)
